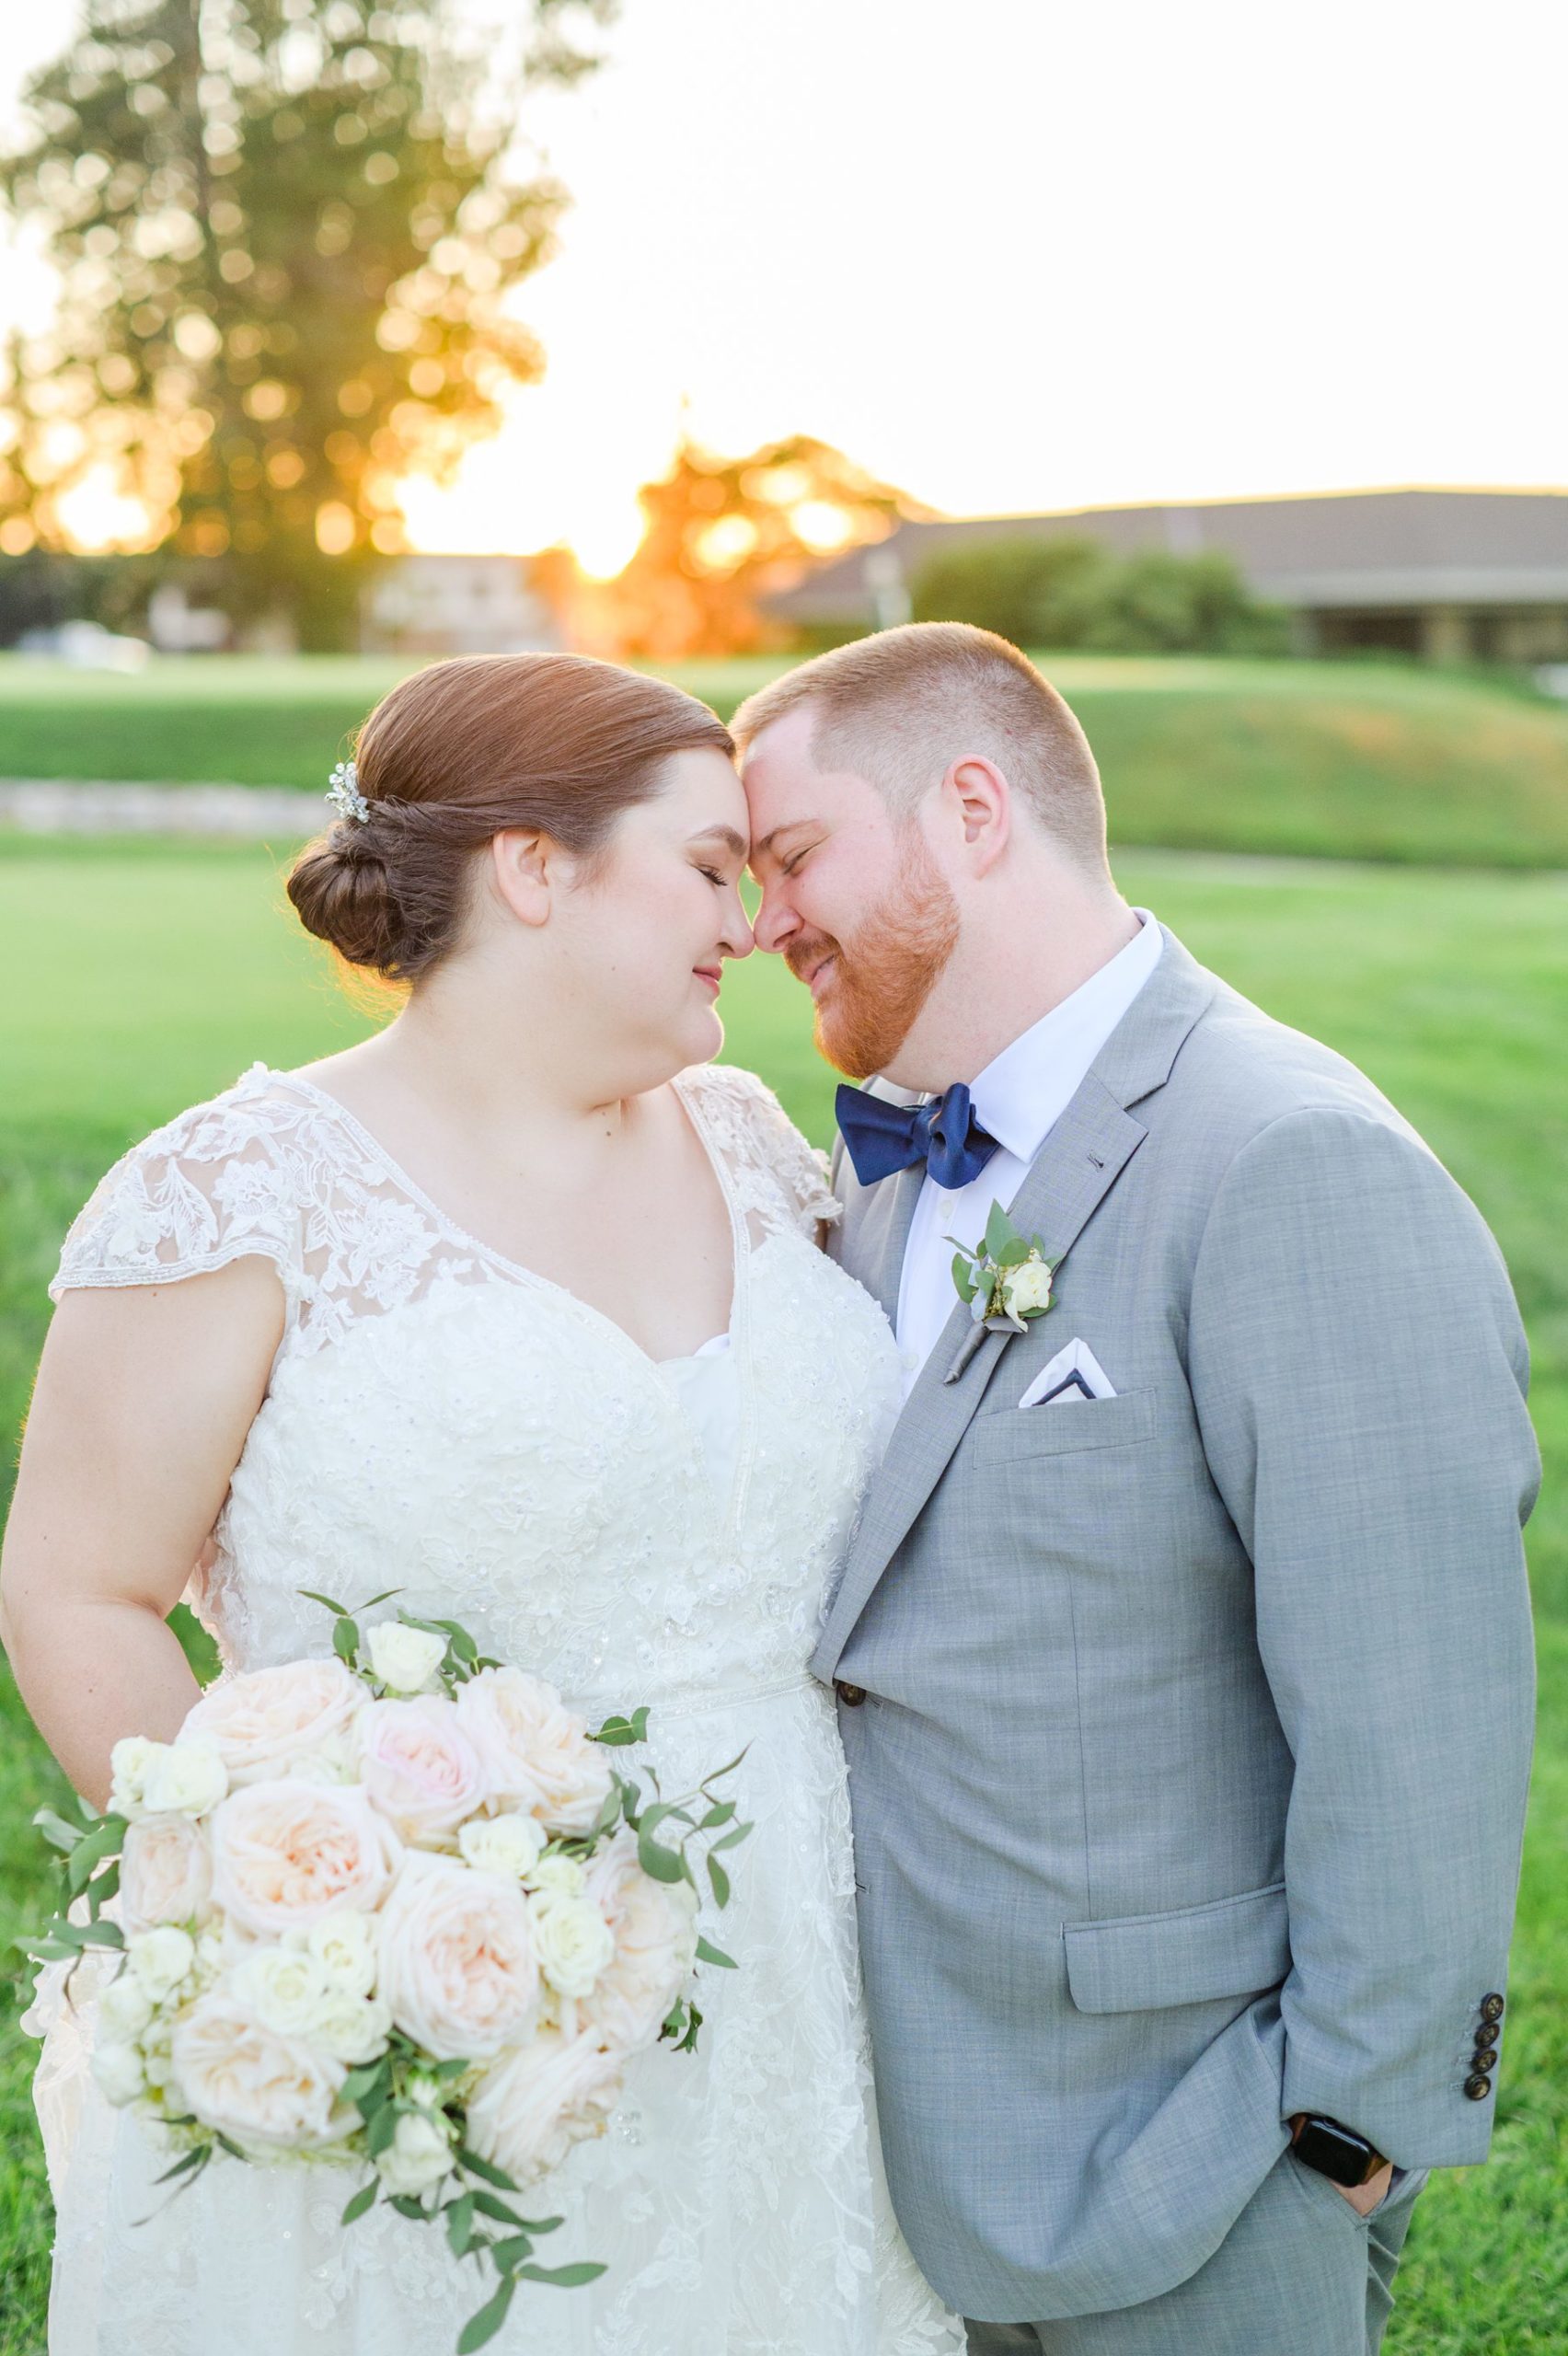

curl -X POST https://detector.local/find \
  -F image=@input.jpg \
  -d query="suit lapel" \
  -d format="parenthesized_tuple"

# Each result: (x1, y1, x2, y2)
(813, 929, 1223, 1680)
(814, 1080, 1147, 1674)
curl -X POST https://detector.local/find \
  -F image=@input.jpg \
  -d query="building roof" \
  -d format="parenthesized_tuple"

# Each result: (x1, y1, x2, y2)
(772, 487, 1568, 620)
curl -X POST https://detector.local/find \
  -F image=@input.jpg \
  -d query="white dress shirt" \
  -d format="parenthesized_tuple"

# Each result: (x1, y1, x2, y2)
(894, 912, 1164, 1391)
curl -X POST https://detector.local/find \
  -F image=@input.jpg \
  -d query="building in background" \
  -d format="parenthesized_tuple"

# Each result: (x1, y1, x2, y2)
(771, 488, 1568, 664)
(360, 555, 560, 657)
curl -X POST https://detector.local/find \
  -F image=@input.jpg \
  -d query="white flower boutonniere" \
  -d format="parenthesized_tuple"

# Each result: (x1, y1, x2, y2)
(951, 1201, 1060, 1335)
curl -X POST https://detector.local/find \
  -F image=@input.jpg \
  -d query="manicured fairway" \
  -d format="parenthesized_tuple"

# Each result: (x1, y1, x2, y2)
(3, 650, 1566, 868)
(0, 840, 1563, 2351)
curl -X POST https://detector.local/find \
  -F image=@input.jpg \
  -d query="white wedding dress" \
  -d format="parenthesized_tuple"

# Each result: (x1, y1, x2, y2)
(29, 1059, 963, 2356)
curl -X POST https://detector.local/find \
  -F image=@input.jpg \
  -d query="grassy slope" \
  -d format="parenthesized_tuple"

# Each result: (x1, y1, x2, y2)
(2, 652, 1565, 869)
(0, 844, 1563, 2350)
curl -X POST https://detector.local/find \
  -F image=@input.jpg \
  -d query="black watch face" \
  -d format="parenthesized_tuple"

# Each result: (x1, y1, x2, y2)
(1295, 2118, 1375, 2188)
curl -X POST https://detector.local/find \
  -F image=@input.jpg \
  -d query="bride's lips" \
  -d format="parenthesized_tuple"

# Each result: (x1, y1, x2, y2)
(694, 964, 722, 999)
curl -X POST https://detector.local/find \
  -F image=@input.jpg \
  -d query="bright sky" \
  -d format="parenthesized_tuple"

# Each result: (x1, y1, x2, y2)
(3, 0, 1566, 573)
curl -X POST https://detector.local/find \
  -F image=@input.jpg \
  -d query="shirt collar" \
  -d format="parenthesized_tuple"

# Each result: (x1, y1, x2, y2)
(968, 912, 1164, 1163)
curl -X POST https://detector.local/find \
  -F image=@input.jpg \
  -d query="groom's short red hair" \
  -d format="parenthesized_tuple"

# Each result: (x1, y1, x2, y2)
(732, 622, 1108, 871)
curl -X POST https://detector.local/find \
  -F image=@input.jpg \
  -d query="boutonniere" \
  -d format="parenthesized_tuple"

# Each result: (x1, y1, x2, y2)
(951, 1201, 1059, 1334)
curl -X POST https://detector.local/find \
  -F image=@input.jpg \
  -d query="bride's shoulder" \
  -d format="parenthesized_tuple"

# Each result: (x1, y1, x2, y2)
(679, 1062, 840, 1235)
(50, 1064, 331, 1306)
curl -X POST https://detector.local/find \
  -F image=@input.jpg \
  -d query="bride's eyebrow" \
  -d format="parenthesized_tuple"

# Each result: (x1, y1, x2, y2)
(687, 825, 749, 861)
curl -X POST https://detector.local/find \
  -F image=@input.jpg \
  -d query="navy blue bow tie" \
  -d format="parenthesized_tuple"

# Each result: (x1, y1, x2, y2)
(836, 1080, 1000, 1191)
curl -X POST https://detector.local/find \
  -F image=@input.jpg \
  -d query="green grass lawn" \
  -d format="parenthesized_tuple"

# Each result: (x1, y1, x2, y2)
(3, 650, 1566, 870)
(0, 841, 1563, 2350)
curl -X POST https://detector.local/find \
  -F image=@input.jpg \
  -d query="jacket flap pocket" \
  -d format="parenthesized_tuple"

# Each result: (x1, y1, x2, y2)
(1064, 1881, 1289, 2014)
(968, 1388, 1156, 1462)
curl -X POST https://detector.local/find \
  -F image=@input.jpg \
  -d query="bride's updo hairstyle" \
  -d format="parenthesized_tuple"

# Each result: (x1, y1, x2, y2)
(288, 653, 734, 984)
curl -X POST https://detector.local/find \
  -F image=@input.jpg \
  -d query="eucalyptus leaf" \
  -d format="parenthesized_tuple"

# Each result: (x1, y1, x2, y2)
(32, 1807, 84, 1854)
(456, 2276, 516, 2353)
(695, 1934, 736, 1969)
(707, 1857, 731, 1910)
(297, 1588, 350, 1617)
(332, 1616, 361, 1666)
(514, 2262, 608, 2289)
(341, 2181, 378, 2226)
(444, 2191, 476, 2255)
(457, 2146, 522, 2192)
(984, 1199, 1016, 1260)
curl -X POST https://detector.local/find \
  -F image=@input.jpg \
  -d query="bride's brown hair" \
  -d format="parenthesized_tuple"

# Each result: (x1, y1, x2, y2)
(288, 653, 734, 983)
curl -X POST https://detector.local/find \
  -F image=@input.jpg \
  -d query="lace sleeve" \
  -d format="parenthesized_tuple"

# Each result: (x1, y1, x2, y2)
(682, 1063, 841, 1241)
(50, 1067, 305, 1311)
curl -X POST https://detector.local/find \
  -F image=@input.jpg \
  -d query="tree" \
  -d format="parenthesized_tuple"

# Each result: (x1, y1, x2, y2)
(0, 0, 612, 647)
(912, 534, 1290, 655)
(579, 433, 922, 660)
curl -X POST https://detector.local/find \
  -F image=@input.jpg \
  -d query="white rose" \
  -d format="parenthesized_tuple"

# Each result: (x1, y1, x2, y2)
(315, 1992, 393, 2066)
(169, 1992, 345, 2150)
(458, 1815, 547, 1880)
(528, 1890, 616, 2000)
(108, 1735, 162, 1820)
(366, 1623, 449, 1696)
(581, 1832, 699, 2055)
(454, 1669, 612, 1834)
(375, 2108, 455, 2197)
(307, 1911, 378, 1998)
(90, 2038, 146, 2108)
(526, 1854, 585, 1898)
(229, 1946, 335, 2039)
(282, 1731, 359, 1786)
(98, 1970, 156, 2040)
(142, 1738, 228, 1819)
(1000, 1256, 1053, 1317)
(375, 1853, 539, 2062)
(127, 1924, 198, 2005)
(467, 2027, 624, 2185)
(121, 1813, 213, 1934)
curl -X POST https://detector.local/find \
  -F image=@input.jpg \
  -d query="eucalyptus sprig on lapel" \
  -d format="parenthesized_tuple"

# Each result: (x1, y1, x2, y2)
(951, 1201, 1060, 1335)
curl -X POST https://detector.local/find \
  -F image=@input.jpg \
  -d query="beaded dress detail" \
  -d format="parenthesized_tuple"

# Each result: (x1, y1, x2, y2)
(29, 1061, 963, 2356)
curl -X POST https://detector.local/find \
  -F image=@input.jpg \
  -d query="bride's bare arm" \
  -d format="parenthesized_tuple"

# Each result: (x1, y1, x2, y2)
(0, 1259, 284, 1808)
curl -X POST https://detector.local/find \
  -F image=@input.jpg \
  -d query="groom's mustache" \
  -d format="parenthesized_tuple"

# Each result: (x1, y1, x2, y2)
(784, 928, 842, 986)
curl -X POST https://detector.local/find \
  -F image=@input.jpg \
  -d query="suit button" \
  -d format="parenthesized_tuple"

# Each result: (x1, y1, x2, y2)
(1472, 2046, 1500, 2073)
(1481, 1992, 1505, 2025)
(836, 1681, 867, 1708)
(1463, 2073, 1493, 2101)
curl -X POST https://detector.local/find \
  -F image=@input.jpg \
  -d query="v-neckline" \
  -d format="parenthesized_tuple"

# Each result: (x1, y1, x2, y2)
(266, 1064, 749, 1381)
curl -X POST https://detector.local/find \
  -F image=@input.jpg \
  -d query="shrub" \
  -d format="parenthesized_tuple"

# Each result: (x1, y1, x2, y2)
(912, 535, 1290, 654)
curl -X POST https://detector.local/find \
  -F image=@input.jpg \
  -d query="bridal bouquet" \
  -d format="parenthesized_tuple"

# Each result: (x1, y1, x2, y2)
(20, 1594, 751, 2352)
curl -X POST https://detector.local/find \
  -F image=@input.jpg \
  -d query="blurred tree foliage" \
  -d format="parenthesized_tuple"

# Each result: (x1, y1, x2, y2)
(574, 433, 921, 659)
(0, 0, 612, 648)
(912, 534, 1290, 655)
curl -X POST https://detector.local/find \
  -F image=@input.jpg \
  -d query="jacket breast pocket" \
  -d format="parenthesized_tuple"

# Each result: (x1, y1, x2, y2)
(1064, 1881, 1290, 2014)
(967, 1387, 1157, 1463)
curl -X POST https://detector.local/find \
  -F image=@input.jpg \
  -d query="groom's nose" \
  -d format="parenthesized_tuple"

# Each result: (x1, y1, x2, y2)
(751, 881, 798, 956)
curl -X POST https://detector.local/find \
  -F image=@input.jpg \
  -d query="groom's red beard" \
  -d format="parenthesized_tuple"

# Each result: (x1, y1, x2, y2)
(786, 834, 961, 1080)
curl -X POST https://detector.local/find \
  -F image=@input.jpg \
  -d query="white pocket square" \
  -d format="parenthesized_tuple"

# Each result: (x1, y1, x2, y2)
(1017, 1339, 1117, 1408)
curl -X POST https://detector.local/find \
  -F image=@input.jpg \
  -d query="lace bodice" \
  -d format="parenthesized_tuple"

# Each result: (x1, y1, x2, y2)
(52, 1059, 901, 1710)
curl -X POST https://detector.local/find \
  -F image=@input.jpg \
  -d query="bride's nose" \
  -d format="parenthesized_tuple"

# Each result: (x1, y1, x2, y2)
(720, 885, 755, 962)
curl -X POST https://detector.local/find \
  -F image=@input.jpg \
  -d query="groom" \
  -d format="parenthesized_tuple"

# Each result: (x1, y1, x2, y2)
(734, 624, 1539, 2354)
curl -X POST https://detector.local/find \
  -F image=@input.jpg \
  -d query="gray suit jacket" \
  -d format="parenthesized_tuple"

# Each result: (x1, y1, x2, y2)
(813, 928, 1539, 2324)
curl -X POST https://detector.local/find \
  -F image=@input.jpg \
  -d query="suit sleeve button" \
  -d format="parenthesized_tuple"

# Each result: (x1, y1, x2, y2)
(1481, 1992, 1506, 2024)
(1463, 2073, 1493, 2101)
(836, 1681, 867, 1708)
(1472, 2046, 1499, 2073)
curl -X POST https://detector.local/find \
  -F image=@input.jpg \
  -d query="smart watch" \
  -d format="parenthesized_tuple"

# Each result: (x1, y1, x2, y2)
(1289, 2113, 1387, 2188)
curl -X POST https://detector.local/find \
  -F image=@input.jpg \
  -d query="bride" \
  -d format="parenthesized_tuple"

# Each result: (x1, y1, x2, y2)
(1, 653, 963, 2356)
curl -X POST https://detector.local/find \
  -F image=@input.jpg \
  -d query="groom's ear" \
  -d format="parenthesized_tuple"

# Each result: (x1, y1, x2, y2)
(945, 756, 1011, 873)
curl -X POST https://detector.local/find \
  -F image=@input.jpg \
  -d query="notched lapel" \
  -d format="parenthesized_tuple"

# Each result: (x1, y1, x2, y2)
(813, 1077, 1147, 1679)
